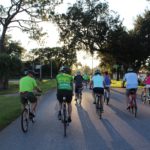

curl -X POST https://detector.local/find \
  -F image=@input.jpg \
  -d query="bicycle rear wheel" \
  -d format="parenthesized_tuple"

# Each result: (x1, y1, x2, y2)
(132, 99, 137, 117)
(141, 91, 146, 103)
(21, 108, 29, 133)
(63, 105, 67, 137)
(96, 96, 102, 119)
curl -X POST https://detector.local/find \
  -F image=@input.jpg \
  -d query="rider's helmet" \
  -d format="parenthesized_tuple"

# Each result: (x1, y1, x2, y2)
(76, 70, 81, 75)
(104, 71, 108, 75)
(127, 67, 133, 72)
(94, 69, 101, 75)
(27, 70, 36, 76)
(59, 66, 71, 74)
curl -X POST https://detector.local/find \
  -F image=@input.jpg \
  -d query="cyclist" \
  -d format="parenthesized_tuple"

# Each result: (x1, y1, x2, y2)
(104, 71, 111, 94)
(19, 70, 42, 118)
(56, 66, 73, 123)
(143, 72, 150, 96)
(74, 71, 84, 101)
(90, 69, 105, 111)
(123, 67, 138, 109)
(83, 73, 90, 88)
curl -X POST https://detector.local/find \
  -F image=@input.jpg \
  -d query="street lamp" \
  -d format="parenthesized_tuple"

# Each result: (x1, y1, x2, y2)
(50, 59, 53, 79)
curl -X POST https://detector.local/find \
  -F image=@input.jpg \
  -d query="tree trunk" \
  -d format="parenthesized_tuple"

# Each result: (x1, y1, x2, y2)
(0, 76, 9, 90)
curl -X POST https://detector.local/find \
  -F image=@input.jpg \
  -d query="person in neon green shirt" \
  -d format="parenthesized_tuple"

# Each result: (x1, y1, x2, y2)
(56, 66, 73, 123)
(19, 70, 41, 118)
(83, 73, 90, 88)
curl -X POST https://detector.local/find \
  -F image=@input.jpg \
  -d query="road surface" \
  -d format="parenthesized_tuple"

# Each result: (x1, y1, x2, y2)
(0, 88, 150, 150)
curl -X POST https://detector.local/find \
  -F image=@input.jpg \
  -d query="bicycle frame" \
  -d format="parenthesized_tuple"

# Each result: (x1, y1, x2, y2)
(76, 88, 82, 105)
(62, 96, 68, 137)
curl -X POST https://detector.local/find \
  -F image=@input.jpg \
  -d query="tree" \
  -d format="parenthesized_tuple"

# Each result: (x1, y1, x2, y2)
(0, 0, 63, 52)
(54, 0, 120, 54)
(0, 0, 63, 89)
(0, 54, 22, 89)
(31, 46, 77, 73)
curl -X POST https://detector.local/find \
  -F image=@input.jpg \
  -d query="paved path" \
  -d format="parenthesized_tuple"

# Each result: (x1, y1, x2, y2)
(0, 88, 150, 150)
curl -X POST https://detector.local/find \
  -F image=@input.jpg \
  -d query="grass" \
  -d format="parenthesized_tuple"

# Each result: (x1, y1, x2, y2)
(111, 80, 123, 88)
(0, 79, 56, 131)
(0, 96, 21, 130)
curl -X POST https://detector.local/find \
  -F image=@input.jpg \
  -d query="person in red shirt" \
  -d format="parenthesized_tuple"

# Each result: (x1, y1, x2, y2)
(143, 72, 150, 96)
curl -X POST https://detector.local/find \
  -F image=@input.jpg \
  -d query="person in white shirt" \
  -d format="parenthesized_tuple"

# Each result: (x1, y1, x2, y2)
(123, 68, 138, 109)
(90, 69, 105, 111)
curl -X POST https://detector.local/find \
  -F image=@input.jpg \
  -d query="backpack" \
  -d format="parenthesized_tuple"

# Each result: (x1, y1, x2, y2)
(74, 75, 83, 87)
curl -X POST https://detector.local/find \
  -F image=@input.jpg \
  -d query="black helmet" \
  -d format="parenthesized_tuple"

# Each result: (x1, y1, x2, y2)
(59, 66, 71, 74)
(127, 68, 133, 72)
(94, 69, 101, 75)
(27, 70, 37, 76)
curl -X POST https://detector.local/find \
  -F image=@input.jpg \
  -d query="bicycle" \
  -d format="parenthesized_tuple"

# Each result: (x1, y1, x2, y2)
(61, 96, 69, 137)
(21, 92, 41, 133)
(141, 88, 150, 104)
(104, 87, 110, 105)
(127, 89, 137, 117)
(95, 93, 103, 119)
(76, 88, 82, 105)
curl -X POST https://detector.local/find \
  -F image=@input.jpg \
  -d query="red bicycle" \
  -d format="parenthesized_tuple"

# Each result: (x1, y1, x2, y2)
(127, 89, 137, 117)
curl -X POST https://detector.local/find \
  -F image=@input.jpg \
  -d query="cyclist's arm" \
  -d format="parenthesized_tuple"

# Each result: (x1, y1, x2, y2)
(89, 80, 93, 89)
(122, 76, 126, 88)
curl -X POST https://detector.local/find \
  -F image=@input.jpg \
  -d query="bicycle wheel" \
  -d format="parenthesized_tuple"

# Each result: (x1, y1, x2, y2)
(63, 104, 67, 137)
(133, 100, 137, 117)
(96, 96, 102, 119)
(141, 91, 146, 103)
(99, 97, 103, 119)
(79, 92, 82, 105)
(21, 108, 29, 133)
(104, 91, 106, 103)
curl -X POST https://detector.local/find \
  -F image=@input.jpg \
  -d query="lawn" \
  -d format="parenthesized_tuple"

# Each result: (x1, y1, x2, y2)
(111, 80, 123, 88)
(0, 96, 21, 130)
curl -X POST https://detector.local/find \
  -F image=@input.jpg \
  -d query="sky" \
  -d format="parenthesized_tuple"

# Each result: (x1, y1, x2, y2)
(0, 0, 150, 68)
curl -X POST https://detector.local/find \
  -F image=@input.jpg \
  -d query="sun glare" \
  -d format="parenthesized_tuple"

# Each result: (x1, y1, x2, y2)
(77, 51, 100, 69)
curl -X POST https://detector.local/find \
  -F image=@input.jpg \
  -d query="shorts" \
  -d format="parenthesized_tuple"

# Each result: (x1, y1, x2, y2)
(126, 88, 137, 96)
(93, 87, 104, 95)
(57, 89, 73, 103)
(75, 85, 83, 94)
(20, 92, 37, 104)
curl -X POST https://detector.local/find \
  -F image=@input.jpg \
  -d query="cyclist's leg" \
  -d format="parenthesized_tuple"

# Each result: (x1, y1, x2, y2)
(57, 90, 63, 120)
(126, 89, 130, 109)
(66, 91, 73, 122)
(92, 88, 96, 104)
(20, 93, 27, 110)
(28, 92, 37, 116)
(75, 86, 78, 100)
(99, 88, 104, 111)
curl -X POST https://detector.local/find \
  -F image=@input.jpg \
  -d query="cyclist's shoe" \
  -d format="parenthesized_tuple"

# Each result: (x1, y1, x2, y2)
(29, 112, 35, 119)
(58, 111, 61, 120)
(93, 101, 96, 104)
(68, 116, 72, 123)
(126, 106, 130, 110)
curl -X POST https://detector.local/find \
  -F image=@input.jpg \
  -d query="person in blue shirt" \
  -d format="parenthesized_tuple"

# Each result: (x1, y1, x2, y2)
(104, 71, 111, 101)
(90, 69, 105, 111)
